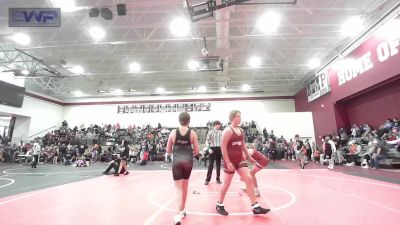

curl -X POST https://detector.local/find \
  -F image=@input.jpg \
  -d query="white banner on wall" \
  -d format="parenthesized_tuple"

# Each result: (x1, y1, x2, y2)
(117, 103, 211, 114)
(306, 68, 331, 102)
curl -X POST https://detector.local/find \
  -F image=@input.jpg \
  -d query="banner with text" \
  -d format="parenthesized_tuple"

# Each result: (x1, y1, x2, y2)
(117, 103, 211, 114)
(326, 13, 400, 102)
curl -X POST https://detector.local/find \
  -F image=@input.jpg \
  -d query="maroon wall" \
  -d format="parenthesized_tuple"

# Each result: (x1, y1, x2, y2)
(294, 89, 338, 143)
(295, 14, 400, 141)
(295, 76, 400, 140)
(328, 15, 400, 102)
(343, 76, 400, 128)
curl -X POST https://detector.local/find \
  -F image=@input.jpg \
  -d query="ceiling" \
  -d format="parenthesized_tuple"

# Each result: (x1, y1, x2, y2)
(0, 0, 398, 100)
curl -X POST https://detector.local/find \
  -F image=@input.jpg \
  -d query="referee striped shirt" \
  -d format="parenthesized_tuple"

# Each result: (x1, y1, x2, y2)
(206, 129, 222, 147)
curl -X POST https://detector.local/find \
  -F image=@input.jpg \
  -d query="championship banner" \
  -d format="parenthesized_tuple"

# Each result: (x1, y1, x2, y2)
(117, 102, 211, 114)
(306, 68, 331, 102)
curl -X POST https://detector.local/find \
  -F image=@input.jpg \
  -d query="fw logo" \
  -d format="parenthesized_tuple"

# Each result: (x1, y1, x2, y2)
(9, 8, 61, 27)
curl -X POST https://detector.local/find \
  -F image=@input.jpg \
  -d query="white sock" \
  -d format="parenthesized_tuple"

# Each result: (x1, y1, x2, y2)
(174, 214, 181, 223)
(252, 202, 260, 208)
(217, 202, 224, 206)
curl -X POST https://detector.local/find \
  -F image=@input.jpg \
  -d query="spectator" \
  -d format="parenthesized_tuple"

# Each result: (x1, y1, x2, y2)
(345, 141, 360, 166)
(304, 139, 312, 163)
(31, 143, 41, 168)
(370, 140, 389, 169)
(322, 135, 336, 169)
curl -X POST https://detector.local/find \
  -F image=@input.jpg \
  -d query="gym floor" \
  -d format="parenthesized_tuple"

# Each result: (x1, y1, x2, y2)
(0, 161, 399, 225)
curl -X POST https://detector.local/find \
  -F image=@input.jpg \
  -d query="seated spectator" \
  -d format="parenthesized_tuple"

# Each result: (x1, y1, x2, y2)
(53, 147, 59, 164)
(361, 138, 379, 169)
(139, 150, 149, 165)
(345, 141, 361, 166)
(129, 148, 138, 163)
(312, 149, 321, 162)
(370, 140, 389, 169)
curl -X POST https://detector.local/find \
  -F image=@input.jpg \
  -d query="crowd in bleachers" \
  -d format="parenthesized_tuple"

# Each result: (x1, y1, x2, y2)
(1, 117, 399, 169)
(314, 117, 400, 169)
(253, 117, 400, 169)
(0, 120, 174, 166)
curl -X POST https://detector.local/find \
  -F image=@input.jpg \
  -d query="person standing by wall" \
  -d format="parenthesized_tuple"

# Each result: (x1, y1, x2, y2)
(31, 142, 41, 168)
(323, 135, 337, 169)
(294, 135, 306, 169)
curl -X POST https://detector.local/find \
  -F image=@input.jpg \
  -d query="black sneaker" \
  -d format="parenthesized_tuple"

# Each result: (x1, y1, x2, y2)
(216, 204, 229, 216)
(113, 173, 119, 176)
(216, 179, 222, 184)
(102, 172, 110, 175)
(204, 180, 209, 185)
(124, 171, 129, 175)
(252, 203, 270, 215)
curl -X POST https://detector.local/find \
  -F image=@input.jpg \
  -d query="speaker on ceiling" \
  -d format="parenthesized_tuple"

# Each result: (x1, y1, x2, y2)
(117, 4, 127, 16)
(101, 8, 113, 20)
(89, 7, 100, 17)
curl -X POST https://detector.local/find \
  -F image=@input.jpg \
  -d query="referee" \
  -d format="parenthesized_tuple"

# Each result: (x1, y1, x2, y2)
(205, 120, 223, 185)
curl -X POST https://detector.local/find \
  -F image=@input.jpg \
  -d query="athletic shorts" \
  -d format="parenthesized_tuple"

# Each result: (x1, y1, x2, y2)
(252, 150, 268, 169)
(324, 149, 332, 159)
(223, 159, 248, 174)
(172, 159, 193, 180)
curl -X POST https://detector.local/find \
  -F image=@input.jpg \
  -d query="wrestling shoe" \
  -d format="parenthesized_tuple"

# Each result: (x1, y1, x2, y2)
(252, 203, 270, 215)
(216, 202, 229, 216)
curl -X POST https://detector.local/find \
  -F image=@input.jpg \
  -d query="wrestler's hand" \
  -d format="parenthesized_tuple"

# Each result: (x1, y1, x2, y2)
(226, 161, 235, 172)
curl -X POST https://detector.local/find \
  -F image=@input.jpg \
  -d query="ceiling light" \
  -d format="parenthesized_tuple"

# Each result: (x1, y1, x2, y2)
(70, 90, 84, 97)
(341, 16, 364, 37)
(70, 65, 84, 75)
(308, 58, 321, 69)
(377, 19, 400, 39)
(97, 90, 107, 93)
(198, 85, 207, 92)
(249, 56, 262, 68)
(128, 89, 136, 92)
(129, 62, 141, 72)
(257, 12, 281, 33)
(113, 89, 123, 95)
(12, 33, 31, 46)
(242, 84, 250, 91)
(51, 0, 77, 12)
(21, 70, 29, 75)
(170, 17, 190, 37)
(156, 87, 165, 94)
(188, 60, 199, 70)
(89, 26, 105, 41)
(75, 90, 83, 97)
